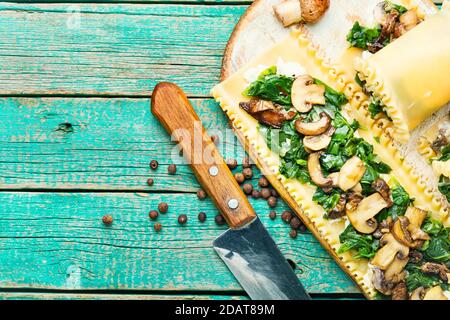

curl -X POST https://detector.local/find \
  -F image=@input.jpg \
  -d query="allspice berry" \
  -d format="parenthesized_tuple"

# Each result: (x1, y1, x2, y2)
(146, 178, 154, 186)
(226, 158, 238, 170)
(102, 215, 113, 225)
(149, 210, 158, 220)
(158, 202, 168, 213)
(243, 183, 253, 195)
(298, 224, 307, 233)
(269, 211, 277, 220)
(234, 172, 245, 184)
(281, 210, 292, 223)
(261, 188, 271, 199)
(197, 189, 207, 200)
(178, 214, 188, 225)
(198, 212, 207, 223)
(289, 229, 298, 239)
(168, 164, 177, 175)
(242, 168, 253, 180)
(154, 222, 162, 232)
(271, 188, 279, 198)
(243, 156, 251, 168)
(251, 189, 261, 199)
(290, 216, 302, 230)
(150, 160, 158, 170)
(214, 214, 226, 226)
(258, 176, 269, 188)
(267, 196, 277, 208)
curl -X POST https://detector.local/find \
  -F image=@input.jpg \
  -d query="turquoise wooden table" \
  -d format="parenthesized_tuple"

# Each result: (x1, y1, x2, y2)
(0, 1, 362, 300)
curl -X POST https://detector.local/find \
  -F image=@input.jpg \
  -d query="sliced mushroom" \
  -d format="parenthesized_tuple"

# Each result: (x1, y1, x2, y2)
(347, 193, 387, 234)
(303, 133, 331, 151)
(291, 75, 325, 112)
(295, 112, 331, 136)
(307, 152, 333, 187)
(410, 287, 426, 300)
(384, 255, 408, 283)
(273, 0, 303, 27)
(328, 194, 347, 219)
(345, 192, 364, 215)
(372, 268, 393, 296)
(371, 233, 409, 270)
(372, 178, 393, 207)
(351, 183, 363, 194)
(338, 156, 366, 191)
(399, 9, 419, 31)
(392, 216, 419, 248)
(391, 281, 408, 300)
(404, 207, 430, 241)
(420, 262, 449, 282)
(300, 0, 329, 24)
(239, 100, 286, 128)
(423, 286, 448, 300)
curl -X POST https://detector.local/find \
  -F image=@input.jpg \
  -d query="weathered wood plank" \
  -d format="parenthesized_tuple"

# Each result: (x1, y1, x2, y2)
(0, 3, 245, 96)
(0, 192, 357, 293)
(0, 97, 249, 191)
(0, 292, 248, 300)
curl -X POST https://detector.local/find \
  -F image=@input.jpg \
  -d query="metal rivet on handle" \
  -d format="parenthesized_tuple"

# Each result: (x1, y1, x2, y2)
(209, 165, 218, 176)
(228, 199, 239, 210)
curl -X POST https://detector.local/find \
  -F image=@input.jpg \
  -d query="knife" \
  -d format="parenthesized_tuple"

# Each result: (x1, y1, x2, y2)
(151, 82, 310, 300)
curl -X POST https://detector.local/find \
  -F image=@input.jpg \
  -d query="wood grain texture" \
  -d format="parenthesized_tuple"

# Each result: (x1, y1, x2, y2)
(0, 97, 249, 191)
(0, 192, 357, 293)
(0, 293, 248, 300)
(0, 3, 245, 96)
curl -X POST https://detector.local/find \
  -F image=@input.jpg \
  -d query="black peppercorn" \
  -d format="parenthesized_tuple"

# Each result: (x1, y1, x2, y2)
(150, 160, 158, 170)
(251, 189, 261, 199)
(234, 172, 245, 184)
(197, 189, 207, 200)
(149, 210, 158, 220)
(269, 211, 277, 220)
(198, 212, 207, 222)
(289, 229, 298, 239)
(298, 224, 307, 233)
(154, 222, 162, 232)
(290, 216, 302, 230)
(226, 158, 238, 170)
(260, 188, 271, 199)
(243, 156, 251, 168)
(258, 176, 269, 188)
(267, 196, 277, 208)
(242, 168, 253, 180)
(243, 183, 253, 195)
(168, 164, 177, 175)
(158, 202, 168, 213)
(270, 188, 279, 197)
(281, 210, 292, 223)
(214, 214, 226, 226)
(146, 178, 154, 186)
(102, 215, 113, 225)
(178, 214, 188, 225)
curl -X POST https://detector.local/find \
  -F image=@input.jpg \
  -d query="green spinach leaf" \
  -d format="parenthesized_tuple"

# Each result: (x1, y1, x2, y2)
(347, 22, 381, 50)
(338, 224, 379, 259)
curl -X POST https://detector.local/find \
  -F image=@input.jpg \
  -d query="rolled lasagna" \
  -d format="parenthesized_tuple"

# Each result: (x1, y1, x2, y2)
(356, 3, 450, 142)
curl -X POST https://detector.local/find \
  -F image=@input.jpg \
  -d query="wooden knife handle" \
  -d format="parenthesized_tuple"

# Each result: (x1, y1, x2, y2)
(151, 82, 256, 228)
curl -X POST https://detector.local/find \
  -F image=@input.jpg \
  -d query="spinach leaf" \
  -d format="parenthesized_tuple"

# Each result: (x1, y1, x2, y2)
(315, 79, 348, 107)
(243, 67, 294, 106)
(405, 264, 443, 292)
(388, 185, 413, 218)
(439, 144, 450, 161)
(438, 175, 450, 202)
(421, 222, 450, 264)
(347, 21, 381, 50)
(312, 188, 342, 213)
(368, 100, 384, 118)
(384, 0, 408, 14)
(338, 224, 379, 259)
(279, 160, 311, 183)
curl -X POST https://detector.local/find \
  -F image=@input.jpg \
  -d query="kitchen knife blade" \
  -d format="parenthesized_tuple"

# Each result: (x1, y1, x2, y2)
(151, 82, 310, 300)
